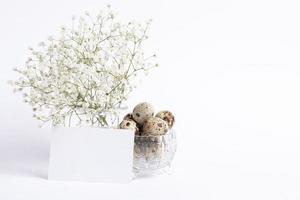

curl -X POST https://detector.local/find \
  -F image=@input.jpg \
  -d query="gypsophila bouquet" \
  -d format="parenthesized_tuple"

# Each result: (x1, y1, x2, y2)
(10, 6, 157, 127)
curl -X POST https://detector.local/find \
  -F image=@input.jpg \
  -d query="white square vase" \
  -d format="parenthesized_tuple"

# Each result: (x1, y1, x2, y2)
(48, 127, 135, 183)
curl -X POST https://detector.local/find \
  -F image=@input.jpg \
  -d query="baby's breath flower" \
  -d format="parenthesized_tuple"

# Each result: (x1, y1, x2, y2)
(10, 7, 156, 128)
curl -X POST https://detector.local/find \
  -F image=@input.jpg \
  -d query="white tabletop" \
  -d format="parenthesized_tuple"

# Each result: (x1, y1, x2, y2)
(1, 128, 300, 200)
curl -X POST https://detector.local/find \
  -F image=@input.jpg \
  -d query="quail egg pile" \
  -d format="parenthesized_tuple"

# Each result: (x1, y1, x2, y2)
(119, 102, 176, 174)
(119, 102, 175, 136)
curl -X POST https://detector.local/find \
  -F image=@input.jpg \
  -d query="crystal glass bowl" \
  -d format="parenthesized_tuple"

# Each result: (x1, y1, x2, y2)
(133, 129, 177, 175)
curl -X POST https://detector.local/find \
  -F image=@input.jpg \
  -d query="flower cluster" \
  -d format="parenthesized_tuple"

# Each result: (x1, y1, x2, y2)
(10, 6, 157, 127)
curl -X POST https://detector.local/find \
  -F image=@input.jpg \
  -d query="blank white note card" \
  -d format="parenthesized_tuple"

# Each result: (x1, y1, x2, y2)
(48, 127, 135, 183)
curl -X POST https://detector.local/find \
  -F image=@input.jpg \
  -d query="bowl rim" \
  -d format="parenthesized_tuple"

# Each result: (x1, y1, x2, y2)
(134, 128, 175, 138)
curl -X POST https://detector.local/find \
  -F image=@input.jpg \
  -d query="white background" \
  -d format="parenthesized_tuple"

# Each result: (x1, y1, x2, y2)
(1, 0, 300, 199)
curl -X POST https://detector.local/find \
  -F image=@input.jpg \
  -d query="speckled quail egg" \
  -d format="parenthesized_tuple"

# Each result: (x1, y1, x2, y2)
(123, 113, 134, 121)
(119, 119, 139, 134)
(142, 117, 168, 136)
(155, 110, 175, 129)
(132, 102, 154, 125)
(134, 136, 163, 159)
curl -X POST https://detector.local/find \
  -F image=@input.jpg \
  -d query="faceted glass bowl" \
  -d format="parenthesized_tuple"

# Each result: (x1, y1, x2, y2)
(133, 129, 177, 176)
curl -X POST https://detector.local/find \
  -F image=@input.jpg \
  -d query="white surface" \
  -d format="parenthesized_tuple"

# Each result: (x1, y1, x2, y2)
(1, 0, 300, 199)
(48, 128, 134, 183)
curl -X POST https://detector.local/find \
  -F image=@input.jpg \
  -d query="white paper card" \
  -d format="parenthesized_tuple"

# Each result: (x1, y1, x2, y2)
(48, 127, 135, 183)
